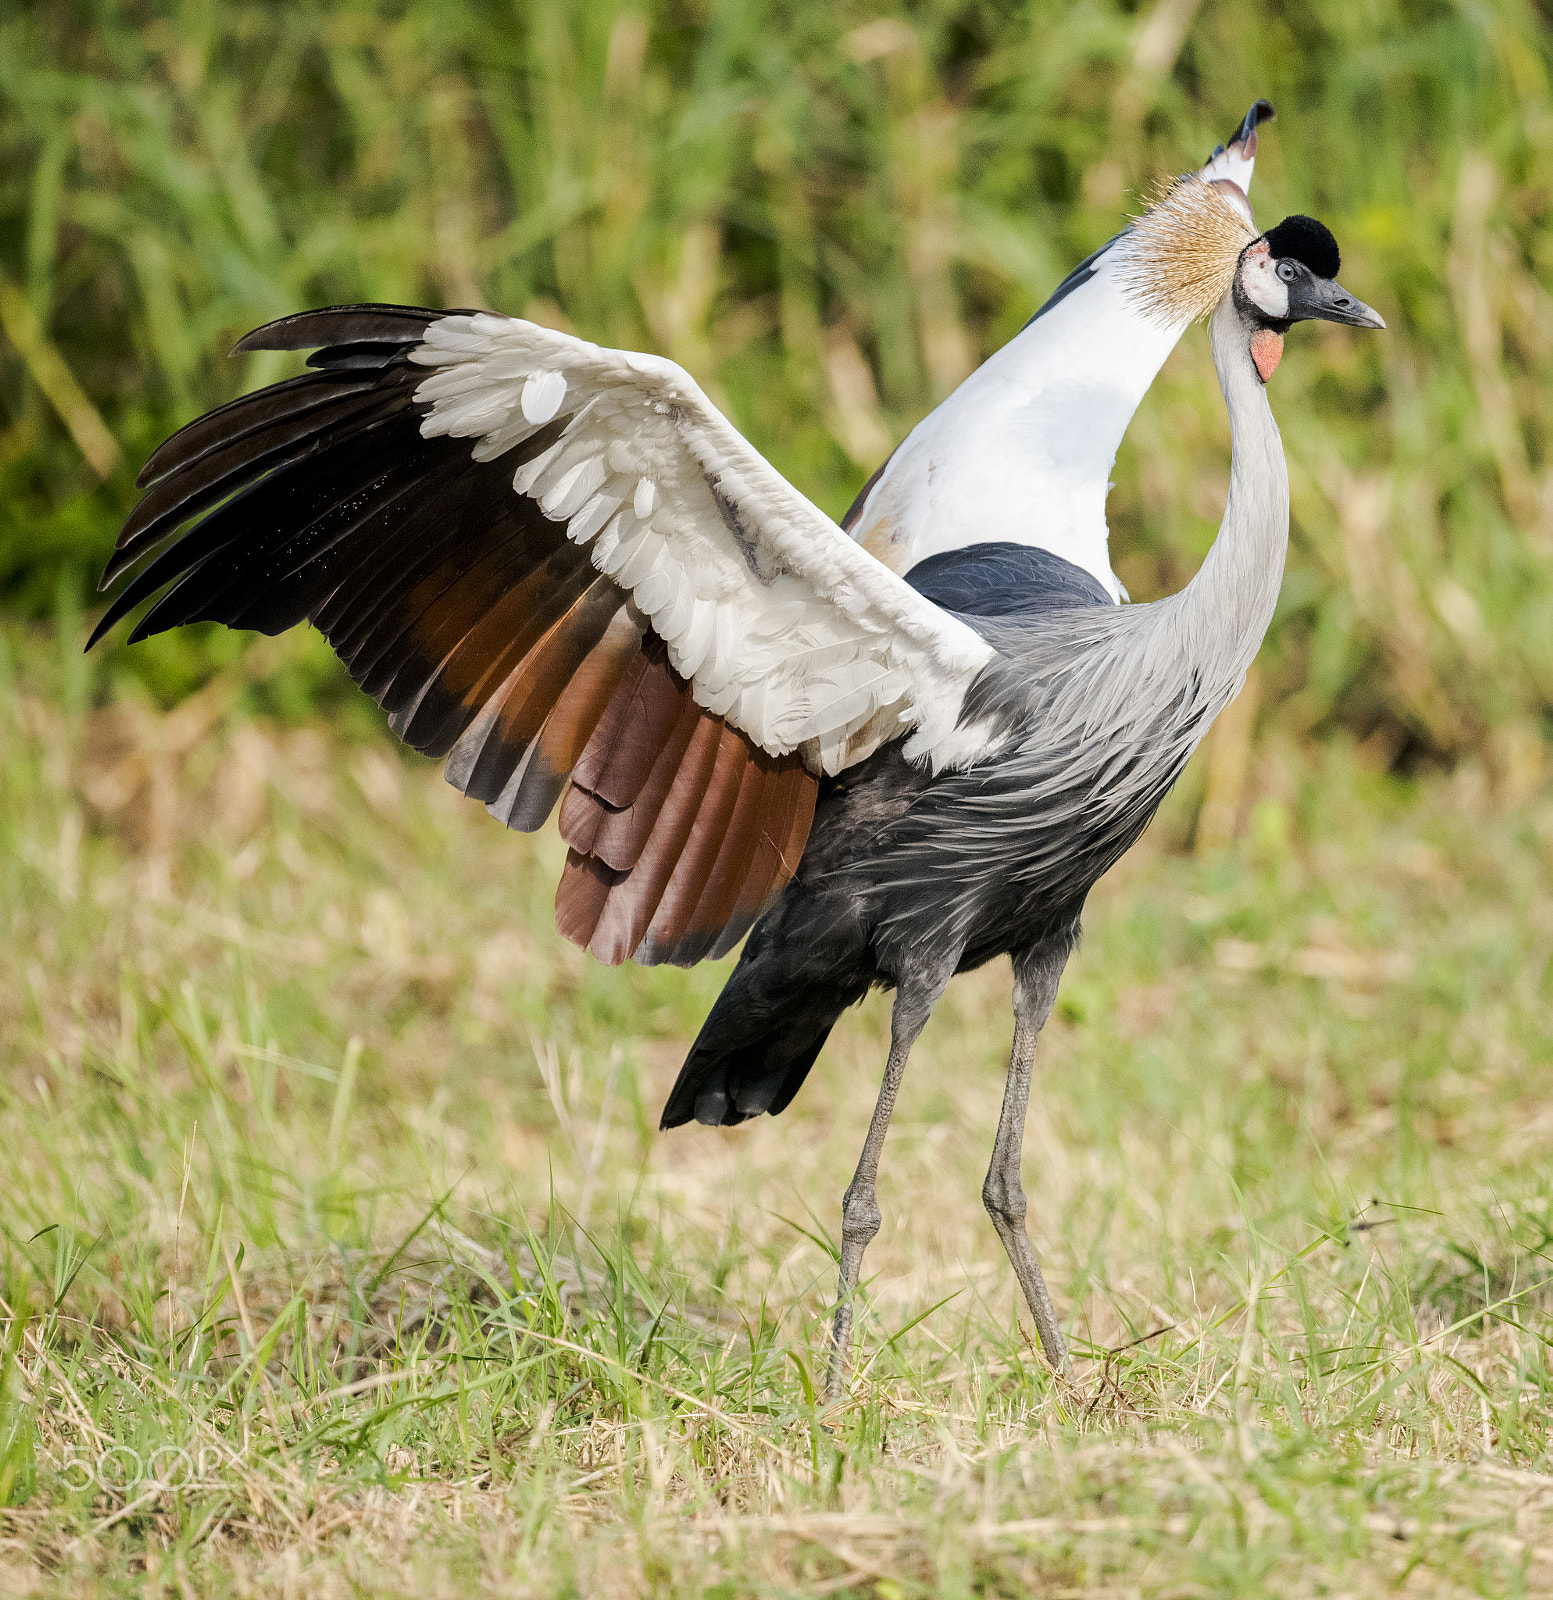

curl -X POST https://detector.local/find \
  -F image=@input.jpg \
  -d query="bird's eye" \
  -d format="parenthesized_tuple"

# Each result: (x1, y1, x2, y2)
(1276, 260, 1297, 282)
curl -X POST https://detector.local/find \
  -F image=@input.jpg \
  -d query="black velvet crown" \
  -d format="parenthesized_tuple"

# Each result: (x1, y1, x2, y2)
(1262, 214, 1340, 280)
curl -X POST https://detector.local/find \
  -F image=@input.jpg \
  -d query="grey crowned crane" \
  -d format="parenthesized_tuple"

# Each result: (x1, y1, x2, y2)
(91, 152, 1382, 1396)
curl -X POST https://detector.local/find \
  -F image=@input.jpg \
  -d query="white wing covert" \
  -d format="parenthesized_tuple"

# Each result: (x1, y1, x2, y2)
(411, 315, 995, 777)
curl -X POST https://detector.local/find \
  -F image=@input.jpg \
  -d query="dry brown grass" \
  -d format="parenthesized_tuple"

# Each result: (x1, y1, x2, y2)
(0, 622, 1550, 1596)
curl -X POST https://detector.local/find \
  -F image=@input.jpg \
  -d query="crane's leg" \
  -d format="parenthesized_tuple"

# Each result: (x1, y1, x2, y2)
(983, 939, 1072, 1373)
(825, 965, 952, 1402)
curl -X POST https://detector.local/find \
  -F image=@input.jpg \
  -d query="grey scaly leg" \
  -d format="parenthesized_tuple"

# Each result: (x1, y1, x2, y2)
(825, 964, 953, 1402)
(982, 939, 1072, 1373)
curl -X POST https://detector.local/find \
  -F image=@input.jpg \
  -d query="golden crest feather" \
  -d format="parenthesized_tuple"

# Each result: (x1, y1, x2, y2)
(1115, 174, 1258, 327)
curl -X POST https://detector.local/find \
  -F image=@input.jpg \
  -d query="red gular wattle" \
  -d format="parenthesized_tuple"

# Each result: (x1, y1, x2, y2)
(1250, 328, 1284, 383)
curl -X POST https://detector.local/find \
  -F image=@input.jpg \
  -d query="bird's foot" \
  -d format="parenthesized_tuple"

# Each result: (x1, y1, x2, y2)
(823, 1299, 855, 1403)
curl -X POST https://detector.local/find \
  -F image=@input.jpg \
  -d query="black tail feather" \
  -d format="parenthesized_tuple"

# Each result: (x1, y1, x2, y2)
(660, 954, 868, 1129)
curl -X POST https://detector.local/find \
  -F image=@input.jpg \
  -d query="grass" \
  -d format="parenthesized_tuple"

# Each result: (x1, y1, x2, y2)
(0, 615, 1550, 1596)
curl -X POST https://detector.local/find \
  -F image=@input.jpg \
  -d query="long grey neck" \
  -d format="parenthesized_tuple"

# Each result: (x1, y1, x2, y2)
(1168, 294, 1291, 694)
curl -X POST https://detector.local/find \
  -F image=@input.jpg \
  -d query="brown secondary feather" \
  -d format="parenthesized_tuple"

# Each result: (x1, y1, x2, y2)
(584, 709, 726, 964)
(638, 727, 752, 961)
(555, 645, 819, 966)
(667, 752, 774, 964)
(554, 850, 624, 949)
(493, 603, 646, 830)
(562, 667, 704, 870)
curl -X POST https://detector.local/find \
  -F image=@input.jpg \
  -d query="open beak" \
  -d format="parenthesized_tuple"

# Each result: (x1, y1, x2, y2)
(1287, 274, 1386, 330)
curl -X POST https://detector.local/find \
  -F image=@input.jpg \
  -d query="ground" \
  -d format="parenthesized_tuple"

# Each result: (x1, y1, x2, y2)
(1, 623, 1550, 1597)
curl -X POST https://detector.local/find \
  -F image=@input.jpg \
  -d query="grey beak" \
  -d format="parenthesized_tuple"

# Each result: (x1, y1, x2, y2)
(1287, 275, 1386, 330)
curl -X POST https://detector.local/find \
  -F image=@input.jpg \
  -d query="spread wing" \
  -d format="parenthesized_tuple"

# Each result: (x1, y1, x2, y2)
(92, 305, 994, 966)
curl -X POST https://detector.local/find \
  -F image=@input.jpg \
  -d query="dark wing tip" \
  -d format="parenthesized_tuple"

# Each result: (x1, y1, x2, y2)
(230, 303, 456, 356)
(1236, 99, 1276, 142)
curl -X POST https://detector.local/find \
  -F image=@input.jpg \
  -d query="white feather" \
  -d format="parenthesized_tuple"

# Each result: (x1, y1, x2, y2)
(524, 433, 598, 502)
(521, 369, 567, 424)
(541, 454, 609, 520)
(412, 312, 995, 773)
(595, 509, 648, 580)
(616, 531, 667, 594)
(673, 596, 716, 679)
(653, 583, 694, 641)
(471, 416, 540, 462)
(591, 510, 625, 570)
(513, 439, 564, 497)
(632, 562, 675, 617)
(844, 126, 1262, 601)
(567, 490, 623, 545)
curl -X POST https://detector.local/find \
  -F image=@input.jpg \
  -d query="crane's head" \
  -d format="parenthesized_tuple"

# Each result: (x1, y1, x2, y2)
(1234, 214, 1385, 380)
(1117, 175, 1384, 381)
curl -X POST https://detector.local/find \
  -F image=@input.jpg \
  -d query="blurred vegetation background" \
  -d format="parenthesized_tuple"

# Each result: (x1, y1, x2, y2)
(1, 0, 1551, 773)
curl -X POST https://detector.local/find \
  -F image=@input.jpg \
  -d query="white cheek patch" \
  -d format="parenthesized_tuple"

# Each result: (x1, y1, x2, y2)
(1239, 245, 1290, 320)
